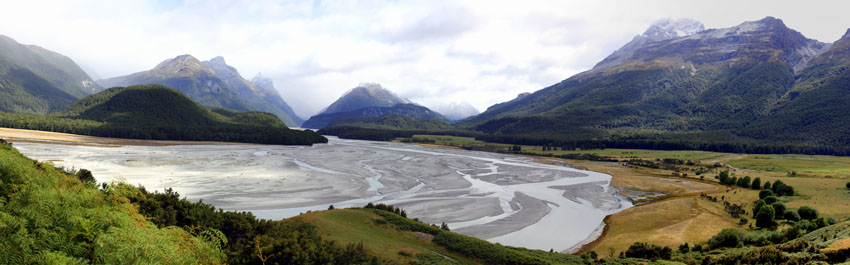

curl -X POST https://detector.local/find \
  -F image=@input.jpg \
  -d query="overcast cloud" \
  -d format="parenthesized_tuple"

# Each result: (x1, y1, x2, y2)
(1, 0, 848, 118)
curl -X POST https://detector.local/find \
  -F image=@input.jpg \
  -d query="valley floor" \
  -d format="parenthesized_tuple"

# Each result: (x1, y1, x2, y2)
(395, 135, 850, 257)
(0, 127, 629, 253)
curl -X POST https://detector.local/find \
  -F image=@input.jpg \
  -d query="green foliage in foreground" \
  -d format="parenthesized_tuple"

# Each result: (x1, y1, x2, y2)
(0, 85, 327, 145)
(120, 185, 379, 265)
(0, 142, 225, 264)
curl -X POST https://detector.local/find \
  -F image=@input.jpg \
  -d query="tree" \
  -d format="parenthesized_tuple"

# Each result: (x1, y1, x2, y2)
(770, 202, 786, 220)
(753, 200, 768, 217)
(440, 222, 450, 231)
(759, 189, 774, 199)
(327, 205, 335, 210)
(777, 185, 795, 196)
(771, 180, 786, 194)
(751, 177, 762, 190)
(756, 204, 776, 228)
(708, 228, 742, 249)
(784, 210, 801, 221)
(763, 181, 772, 191)
(798, 206, 819, 220)
(718, 170, 730, 184)
(763, 196, 779, 204)
(846, 182, 850, 189)
(737, 176, 751, 188)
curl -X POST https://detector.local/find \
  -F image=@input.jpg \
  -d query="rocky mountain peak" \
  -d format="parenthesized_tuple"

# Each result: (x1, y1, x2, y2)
(642, 18, 705, 41)
(153, 54, 208, 74)
(321, 83, 410, 114)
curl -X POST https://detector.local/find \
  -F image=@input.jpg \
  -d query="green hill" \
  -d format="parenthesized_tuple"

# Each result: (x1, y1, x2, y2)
(0, 35, 99, 114)
(0, 35, 99, 98)
(0, 57, 77, 113)
(0, 85, 326, 145)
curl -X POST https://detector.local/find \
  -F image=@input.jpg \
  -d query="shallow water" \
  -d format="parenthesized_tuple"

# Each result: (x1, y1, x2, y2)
(14, 137, 631, 252)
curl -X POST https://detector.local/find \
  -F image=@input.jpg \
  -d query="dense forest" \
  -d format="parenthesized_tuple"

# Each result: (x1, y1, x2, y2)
(0, 85, 326, 145)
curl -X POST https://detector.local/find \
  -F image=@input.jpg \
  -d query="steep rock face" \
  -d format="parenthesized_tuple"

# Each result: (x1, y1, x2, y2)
(98, 55, 251, 111)
(202, 57, 303, 126)
(461, 17, 850, 146)
(320, 83, 409, 114)
(251, 74, 304, 126)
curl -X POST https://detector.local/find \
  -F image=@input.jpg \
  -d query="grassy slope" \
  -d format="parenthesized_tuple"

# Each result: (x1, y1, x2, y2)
(294, 208, 598, 265)
(0, 142, 224, 264)
(297, 209, 478, 264)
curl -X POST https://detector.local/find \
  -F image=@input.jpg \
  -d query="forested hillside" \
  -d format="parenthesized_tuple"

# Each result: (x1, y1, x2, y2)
(0, 85, 326, 145)
(0, 35, 99, 114)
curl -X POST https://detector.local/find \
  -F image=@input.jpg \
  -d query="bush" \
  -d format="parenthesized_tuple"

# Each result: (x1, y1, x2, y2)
(708, 228, 743, 249)
(798, 206, 819, 220)
(846, 182, 850, 189)
(624, 242, 672, 261)
(751, 177, 762, 190)
(756, 204, 776, 228)
(763, 181, 772, 191)
(770, 202, 786, 219)
(753, 200, 768, 217)
(784, 210, 801, 221)
(763, 196, 779, 204)
(759, 189, 774, 199)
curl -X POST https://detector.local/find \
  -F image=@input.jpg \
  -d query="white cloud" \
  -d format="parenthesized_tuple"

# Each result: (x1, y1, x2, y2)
(1, 0, 848, 118)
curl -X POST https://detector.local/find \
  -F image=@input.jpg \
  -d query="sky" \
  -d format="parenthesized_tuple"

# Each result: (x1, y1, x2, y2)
(1, 0, 849, 118)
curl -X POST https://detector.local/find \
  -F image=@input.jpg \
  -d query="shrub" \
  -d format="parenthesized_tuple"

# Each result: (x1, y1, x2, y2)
(846, 182, 850, 189)
(708, 228, 743, 249)
(826, 217, 838, 225)
(624, 242, 672, 261)
(759, 189, 774, 199)
(798, 206, 819, 220)
(784, 210, 801, 221)
(753, 200, 768, 217)
(756, 204, 776, 228)
(751, 177, 762, 190)
(763, 196, 779, 204)
(770, 202, 786, 219)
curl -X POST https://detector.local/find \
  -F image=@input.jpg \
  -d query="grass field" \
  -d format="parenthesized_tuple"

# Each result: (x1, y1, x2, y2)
(727, 154, 850, 176)
(401, 135, 728, 160)
(295, 209, 477, 264)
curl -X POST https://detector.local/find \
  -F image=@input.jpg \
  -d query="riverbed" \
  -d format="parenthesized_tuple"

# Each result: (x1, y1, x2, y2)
(12, 136, 631, 252)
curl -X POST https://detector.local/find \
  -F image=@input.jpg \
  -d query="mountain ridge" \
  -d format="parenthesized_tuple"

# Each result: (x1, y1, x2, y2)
(458, 16, 850, 150)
